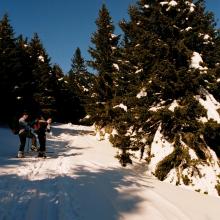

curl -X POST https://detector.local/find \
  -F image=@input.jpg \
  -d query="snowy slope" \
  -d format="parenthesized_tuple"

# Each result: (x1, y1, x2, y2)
(0, 123, 220, 220)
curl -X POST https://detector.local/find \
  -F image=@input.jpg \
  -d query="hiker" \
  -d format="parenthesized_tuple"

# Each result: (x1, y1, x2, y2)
(17, 112, 38, 158)
(34, 116, 52, 158)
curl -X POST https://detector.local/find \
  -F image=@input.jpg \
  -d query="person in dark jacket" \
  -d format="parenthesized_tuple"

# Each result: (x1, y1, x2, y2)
(17, 112, 37, 158)
(35, 116, 52, 158)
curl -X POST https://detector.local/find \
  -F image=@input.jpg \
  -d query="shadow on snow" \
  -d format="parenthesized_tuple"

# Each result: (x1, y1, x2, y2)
(0, 166, 153, 220)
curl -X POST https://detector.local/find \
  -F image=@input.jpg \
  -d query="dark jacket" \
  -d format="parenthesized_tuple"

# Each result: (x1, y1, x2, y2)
(35, 118, 50, 135)
(18, 116, 30, 134)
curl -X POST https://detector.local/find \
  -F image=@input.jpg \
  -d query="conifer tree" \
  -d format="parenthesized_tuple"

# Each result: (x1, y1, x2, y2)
(69, 47, 92, 95)
(13, 35, 38, 115)
(0, 13, 85, 124)
(27, 33, 55, 116)
(109, 0, 220, 167)
(50, 64, 85, 123)
(0, 14, 19, 121)
(68, 47, 95, 123)
(88, 4, 120, 126)
(70, 47, 87, 74)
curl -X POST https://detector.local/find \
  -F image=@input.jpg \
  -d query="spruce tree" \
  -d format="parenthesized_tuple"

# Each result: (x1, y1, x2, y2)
(27, 33, 55, 117)
(70, 47, 87, 74)
(88, 4, 120, 126)
(69, 47, 93, 96)
(109, 0, 220, 169)
(13, 35, 38, 114)
(51, 64, 85, 123)
(68, 47, 95, 123)
(0, 14, 19, 122)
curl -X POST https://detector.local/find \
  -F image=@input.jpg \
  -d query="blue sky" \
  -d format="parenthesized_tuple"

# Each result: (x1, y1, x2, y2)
(0, 0, 219, 74)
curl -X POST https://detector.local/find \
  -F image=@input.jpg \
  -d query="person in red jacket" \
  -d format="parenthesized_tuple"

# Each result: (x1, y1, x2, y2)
(34, 116, 52, 158)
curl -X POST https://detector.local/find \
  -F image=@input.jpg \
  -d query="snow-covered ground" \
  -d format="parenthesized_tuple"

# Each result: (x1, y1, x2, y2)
(0, 123, 220, 220)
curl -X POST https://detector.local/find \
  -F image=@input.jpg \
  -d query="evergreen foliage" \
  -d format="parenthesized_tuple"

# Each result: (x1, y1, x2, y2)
(27, 33, 54, 116)
(0, 14, 18, 121)
(103, 0, 220, 166)
(203, 120, 220, 157)
(68, 47, 95, 124)
(88, 4, 120, 125)
(0, 14, 85, 124)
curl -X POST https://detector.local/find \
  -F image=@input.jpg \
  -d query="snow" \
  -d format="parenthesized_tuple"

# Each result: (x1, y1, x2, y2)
(136, 87, 147, 99)
(148, 124, 174, 173)
(160, 1, 168, 6)
(113, 63, 119, 71)
(113, 103, 128, 112)
(147, 112, 220, 196)
(199, 33, 213, 45)
(195, 89, 220, 123)
(38, 55, 44, 62)
(160, 0, 178, 11)
(189, 52, 208, 71)
(203, 34, 211, 40)
(149, 101, 166, 111)
(143, 4, 150, 9)
(82, 86, 89, 92)
(110, 33, 117, 39)
(1, 124, 220, 220)
(169, 0, 178, 7)
(168, 100, 179, 112)
(176, 140, 220, 195)
(185, 1, 195, 12)
(135, 69, 143, 74)
(185, 27, 192, 31)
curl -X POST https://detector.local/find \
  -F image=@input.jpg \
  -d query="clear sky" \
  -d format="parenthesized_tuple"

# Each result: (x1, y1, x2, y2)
(0, 0, 219, 74)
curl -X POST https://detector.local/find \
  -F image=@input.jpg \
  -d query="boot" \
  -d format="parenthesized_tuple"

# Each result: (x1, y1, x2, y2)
(17, 151, 24, 158)
(38, 151, 46, 158)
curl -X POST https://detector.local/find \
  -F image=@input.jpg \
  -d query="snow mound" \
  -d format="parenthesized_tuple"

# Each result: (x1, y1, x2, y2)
(147, 124, 220, 197)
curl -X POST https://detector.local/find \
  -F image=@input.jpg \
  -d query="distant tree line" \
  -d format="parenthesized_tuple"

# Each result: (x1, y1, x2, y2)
(0, 14, 94, 124)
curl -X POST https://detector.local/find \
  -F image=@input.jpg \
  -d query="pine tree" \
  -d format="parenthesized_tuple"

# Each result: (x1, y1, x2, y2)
(50, 64, 85, 123)
(69, 47, 93, 96)
(13, 35, 39, 115)
(27, 33, 55, 117)
(0, 14, 19, 122)
(109, 0, 220, 167)
(70, 47, 87, 74)
(68, 47, 95, 123)
(88, 4, 120, 126)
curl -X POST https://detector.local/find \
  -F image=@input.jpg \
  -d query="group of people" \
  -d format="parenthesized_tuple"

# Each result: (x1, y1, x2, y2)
(17, 112, 52, 158)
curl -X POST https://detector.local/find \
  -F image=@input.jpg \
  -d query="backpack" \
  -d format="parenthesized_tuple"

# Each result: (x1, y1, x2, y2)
(33, 120, 40, 131)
